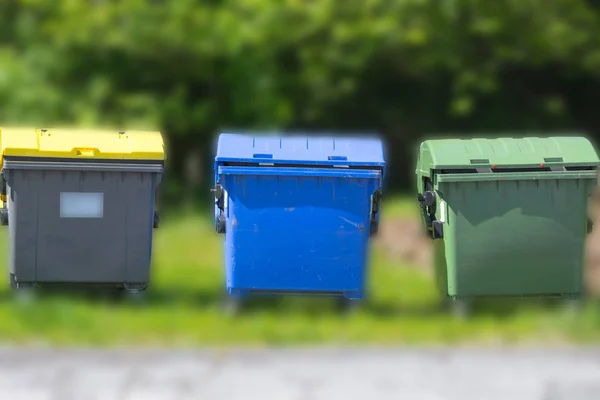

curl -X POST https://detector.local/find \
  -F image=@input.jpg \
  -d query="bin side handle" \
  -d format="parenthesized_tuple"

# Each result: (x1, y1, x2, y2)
(369, 189, 382, 236)
(72, 148, 98, 157)
(212, 183, 226, 234)
(417, 178, 443, 239)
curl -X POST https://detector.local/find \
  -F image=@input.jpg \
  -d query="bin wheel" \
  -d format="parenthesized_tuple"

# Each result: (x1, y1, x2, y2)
(221, 296, 243, 315)
(123, 283, 148, 291)
(13, 286, 37, 304)
(123, 288, 147, 304)
(448, 298, 471, 320)
(0, 209, 8, 226)
(563, 297, 583, 314)
(10, 275, 34, 291)
(336, 297, 362, 314)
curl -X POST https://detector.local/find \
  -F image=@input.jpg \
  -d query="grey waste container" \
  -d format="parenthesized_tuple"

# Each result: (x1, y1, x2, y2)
(0, 127, 166, 292)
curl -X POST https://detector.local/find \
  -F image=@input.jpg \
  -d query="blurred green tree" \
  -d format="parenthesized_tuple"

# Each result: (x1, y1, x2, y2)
(0, 0, 600, 199)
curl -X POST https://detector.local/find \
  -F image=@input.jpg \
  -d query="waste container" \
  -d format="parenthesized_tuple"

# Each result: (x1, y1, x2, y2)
(416, 136, 600, 299)
(0, 127, 165, 291)
(214, 133, 385, 299)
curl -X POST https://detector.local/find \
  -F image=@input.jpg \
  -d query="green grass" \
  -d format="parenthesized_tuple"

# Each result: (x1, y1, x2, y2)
(0, 196, 599, 347)
(380, 194, 420, 219)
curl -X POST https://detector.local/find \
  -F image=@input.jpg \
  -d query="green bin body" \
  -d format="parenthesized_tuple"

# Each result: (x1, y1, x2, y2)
(416, 137, 600, 299)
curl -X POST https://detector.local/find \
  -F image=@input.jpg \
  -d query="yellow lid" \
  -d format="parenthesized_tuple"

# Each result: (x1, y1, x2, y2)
(0, 128, 165, 167)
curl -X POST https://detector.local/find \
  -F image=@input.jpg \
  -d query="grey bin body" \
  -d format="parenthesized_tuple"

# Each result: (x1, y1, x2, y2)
(3, 158, 163, 290)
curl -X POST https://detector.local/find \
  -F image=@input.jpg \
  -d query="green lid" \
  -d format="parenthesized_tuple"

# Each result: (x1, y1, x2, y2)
(417, 137, 600, 172)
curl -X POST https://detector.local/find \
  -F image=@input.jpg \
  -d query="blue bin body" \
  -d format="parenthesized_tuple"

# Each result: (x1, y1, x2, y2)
(214, 134, 385, 299)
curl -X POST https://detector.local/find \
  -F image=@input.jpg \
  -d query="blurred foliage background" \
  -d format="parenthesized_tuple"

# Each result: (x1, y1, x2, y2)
(3, 0, 600, 202)
(2, 0, 600, 345)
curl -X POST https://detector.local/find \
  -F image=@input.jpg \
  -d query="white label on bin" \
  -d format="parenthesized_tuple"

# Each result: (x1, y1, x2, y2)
(60, 192, 104, 218)
(439, 200, 446, 223)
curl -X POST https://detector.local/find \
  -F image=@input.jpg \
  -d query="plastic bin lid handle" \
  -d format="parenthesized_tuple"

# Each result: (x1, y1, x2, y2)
(72, 148, 98, 157)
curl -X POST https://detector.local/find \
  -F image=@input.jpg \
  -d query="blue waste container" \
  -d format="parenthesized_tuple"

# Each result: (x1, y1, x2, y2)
(213, 133, 385, 299)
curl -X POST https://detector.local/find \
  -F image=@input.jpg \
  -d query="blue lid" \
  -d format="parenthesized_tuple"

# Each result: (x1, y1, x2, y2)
(215, 133, 385, 168)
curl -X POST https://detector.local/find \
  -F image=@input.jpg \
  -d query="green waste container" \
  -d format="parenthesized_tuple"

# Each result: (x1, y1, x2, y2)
(416, 137, 600, 299)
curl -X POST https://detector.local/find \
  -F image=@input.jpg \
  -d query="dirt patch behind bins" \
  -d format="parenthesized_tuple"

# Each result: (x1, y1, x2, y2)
(584, 231, 600, 296)
(375, 193, 600, 297)
(372, 218, 433, 274)
(584, 188, 600, 297)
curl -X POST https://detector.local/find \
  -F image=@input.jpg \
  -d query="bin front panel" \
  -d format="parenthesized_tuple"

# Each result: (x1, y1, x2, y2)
(7, 168, 157, 284)
(438, 176, 594, 297)
(221, 170, 379, 296)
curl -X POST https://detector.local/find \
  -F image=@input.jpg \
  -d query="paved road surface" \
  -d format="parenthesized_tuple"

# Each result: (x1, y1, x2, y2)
(0, 347, 599, 400)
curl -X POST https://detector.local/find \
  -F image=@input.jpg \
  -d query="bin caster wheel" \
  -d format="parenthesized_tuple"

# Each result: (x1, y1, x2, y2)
(448, 298, 471, 320)
(123, 283, 148, 291)
(221, 296, 243, 316)
(124, 289, 147, 304)
(335, 297, 362, 315)
(13, 285, 37, 304)
(123, 284, 148, 304)
(10, 275, 36, 302)
(563, 298, 583, 315)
